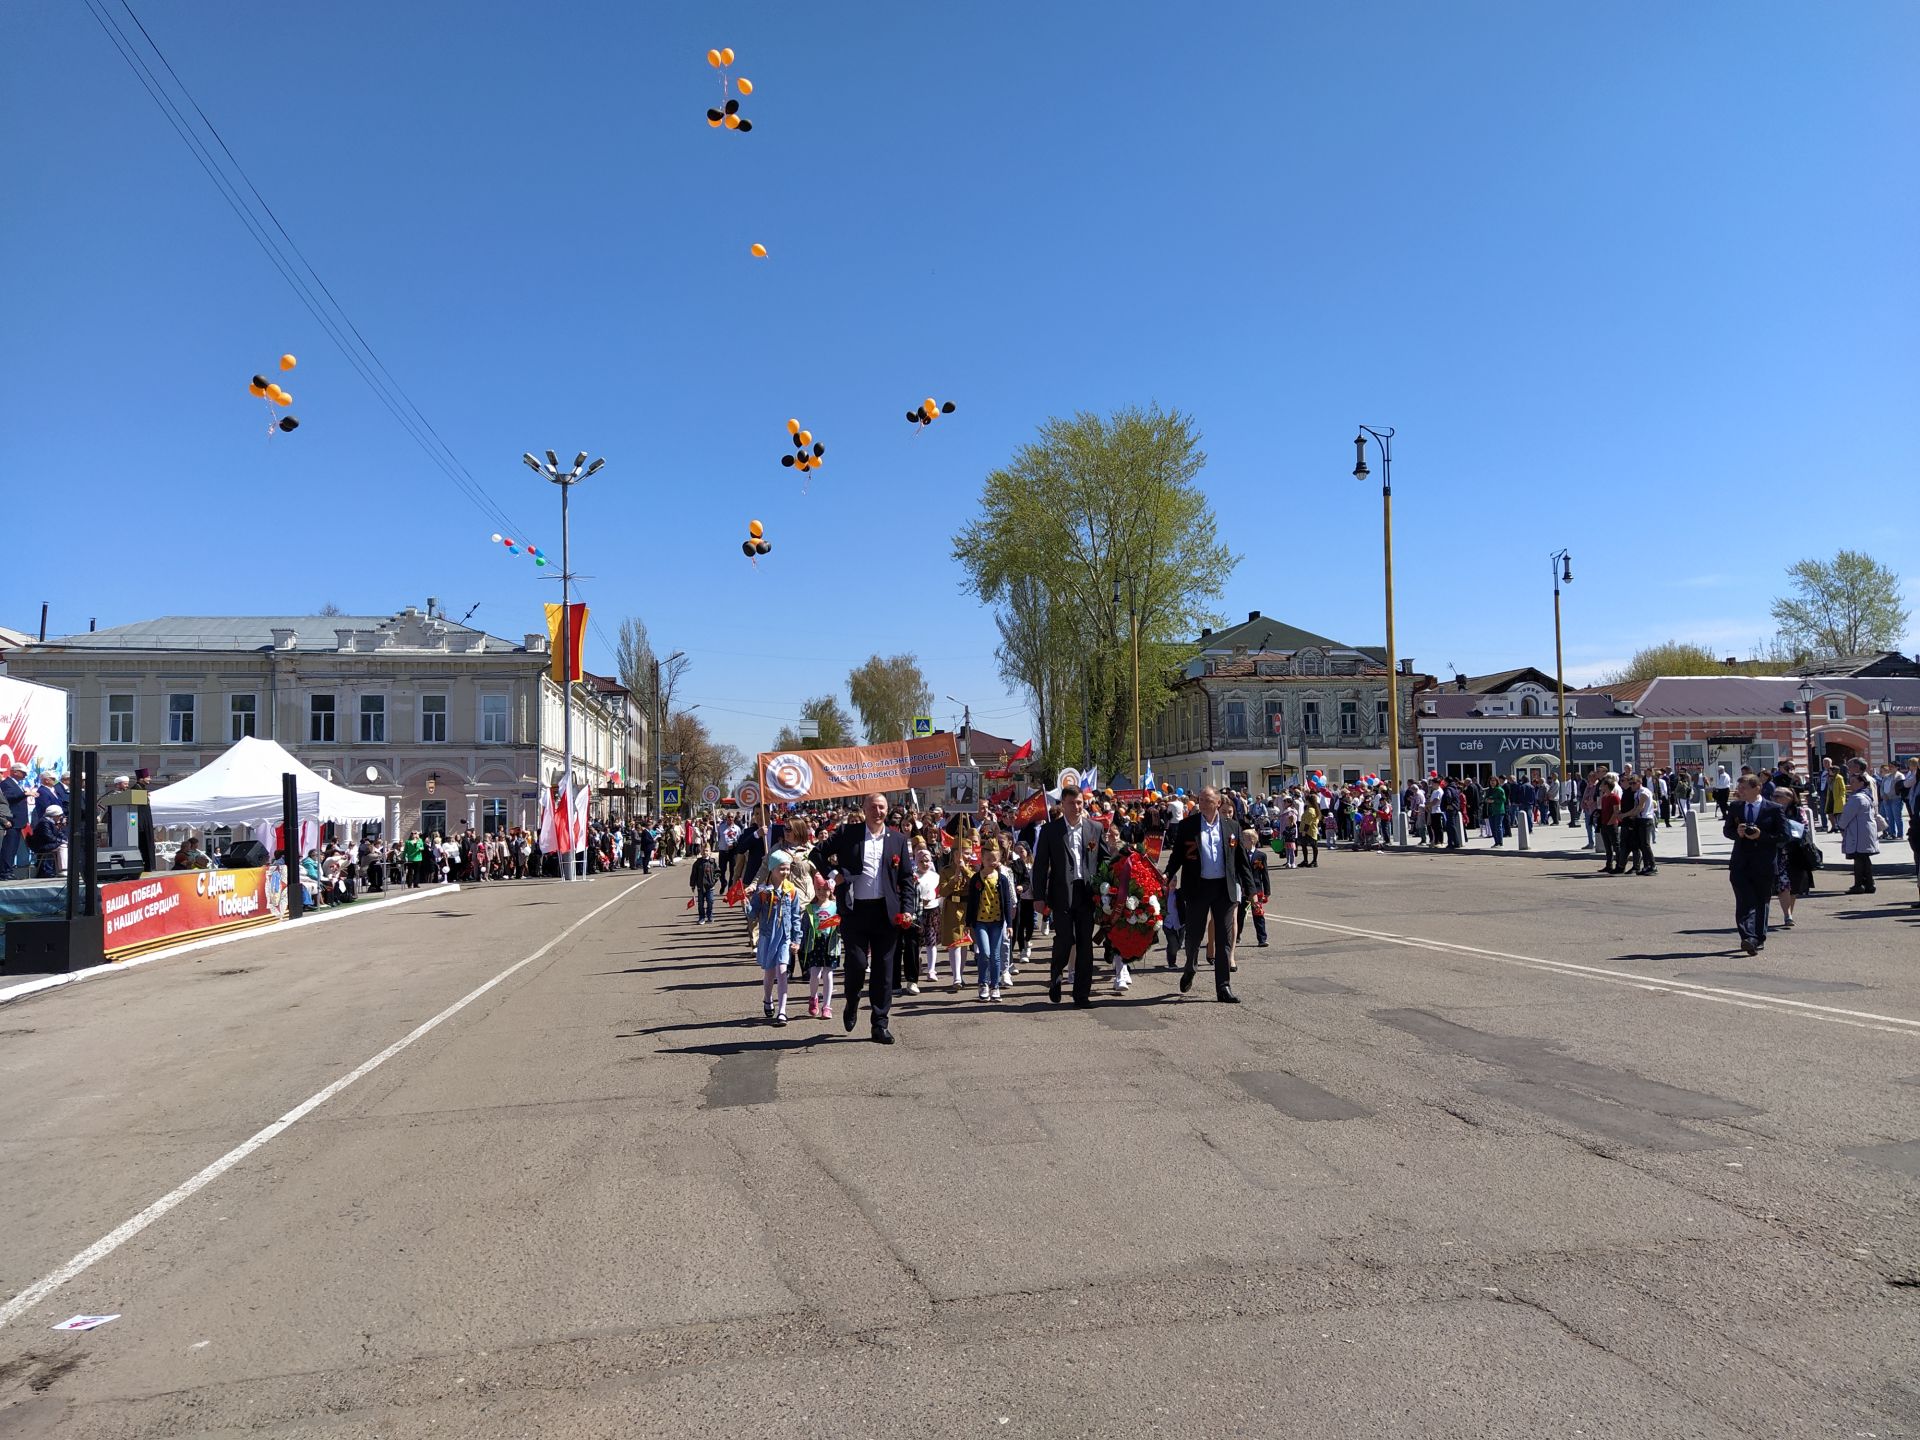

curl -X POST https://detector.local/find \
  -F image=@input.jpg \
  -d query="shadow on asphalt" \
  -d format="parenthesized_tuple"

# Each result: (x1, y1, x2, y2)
(1614, 950, 1737, 963)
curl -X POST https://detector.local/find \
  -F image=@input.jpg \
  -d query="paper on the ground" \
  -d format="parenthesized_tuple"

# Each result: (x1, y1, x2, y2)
(52, 1314, 119, 1331)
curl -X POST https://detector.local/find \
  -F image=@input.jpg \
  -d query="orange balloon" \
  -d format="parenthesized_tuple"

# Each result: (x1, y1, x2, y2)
(797, 429, 812, 447)
(924, 397, 937, 412)
(786, 418, 800, 434)
(276, 391, 292, 406)
(750, 243, 767, 257)
(736, 78, 753, 95)
(249, 383, 267, 397)
(266, 383, 284, 398)
(720, 47, 734, 65)
(749, 519, 764, 538)
(279, 354, 297, 371)
(707, 115, 722, 127)
(707, 49, 721, 66)
(723, 113, 740, 129)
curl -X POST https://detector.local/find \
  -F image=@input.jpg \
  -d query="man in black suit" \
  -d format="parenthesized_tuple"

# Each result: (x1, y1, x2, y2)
(1161, 785, 1254, 1002)
(1030, 783, 1107, 1006)
(1722, 772, 1785, 955)
(810, 792, 915, 1044)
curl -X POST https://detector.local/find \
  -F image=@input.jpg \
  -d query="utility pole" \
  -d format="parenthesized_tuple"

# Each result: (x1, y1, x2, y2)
(525, 449, 605, 880)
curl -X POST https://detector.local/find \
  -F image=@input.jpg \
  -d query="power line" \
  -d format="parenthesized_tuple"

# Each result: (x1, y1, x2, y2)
(83, 0, 533, 542)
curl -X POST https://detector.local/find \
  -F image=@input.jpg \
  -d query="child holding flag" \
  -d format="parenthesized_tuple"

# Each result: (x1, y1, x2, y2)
(749, 851, 804, 1025)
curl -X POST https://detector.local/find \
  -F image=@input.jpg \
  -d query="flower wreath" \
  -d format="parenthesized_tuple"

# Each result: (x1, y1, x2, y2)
(1096, 847, 1165, 961)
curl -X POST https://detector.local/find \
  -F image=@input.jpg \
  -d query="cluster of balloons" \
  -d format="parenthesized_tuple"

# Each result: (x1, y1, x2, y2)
(489, 533, 549, 567)
(906, 396, 957, 429)
(779, 418, 826, 473)
(704, 50, 753, 133)
(248, 354, 300, 433)
(741, 518, 772, 561)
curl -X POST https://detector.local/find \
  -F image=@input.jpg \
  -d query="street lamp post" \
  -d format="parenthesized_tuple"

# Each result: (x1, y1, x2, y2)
(1550, 550, 1573, 782)
(1877, 695, 1894, 766)
(1352, 427, 1404, 845)
(654, 650, 685, 823)
(524, 449, 606, 880)
(1798, 681, 1816, 777)
(1113, 578, 1143, 788)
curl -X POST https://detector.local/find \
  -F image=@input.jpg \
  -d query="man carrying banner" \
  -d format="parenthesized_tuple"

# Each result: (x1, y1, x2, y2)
(810, 792, 915, 1045)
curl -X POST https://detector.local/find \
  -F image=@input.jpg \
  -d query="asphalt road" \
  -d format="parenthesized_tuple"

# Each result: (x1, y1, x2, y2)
(0, 848, 1915, 1438)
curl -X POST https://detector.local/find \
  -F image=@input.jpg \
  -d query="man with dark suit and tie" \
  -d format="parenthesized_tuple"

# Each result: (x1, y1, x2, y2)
(1723, 772, 1786, 955)
(1029, 783, 1107, 1006)
(1162, 785, 1255, 1002)
(0, 763, 29, 879)
(810, 792, 915, 1044)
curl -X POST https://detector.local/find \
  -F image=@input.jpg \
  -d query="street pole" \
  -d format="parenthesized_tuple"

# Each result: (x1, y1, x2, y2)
(1551, 550, 1573, 784)
(1354, 428, 1403, 844)
(1131, 602, 1142, 789)
(526, 449, 605, 881)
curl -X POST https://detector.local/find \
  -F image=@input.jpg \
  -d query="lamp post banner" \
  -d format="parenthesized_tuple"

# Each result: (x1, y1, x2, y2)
(758, 735, 960, 803)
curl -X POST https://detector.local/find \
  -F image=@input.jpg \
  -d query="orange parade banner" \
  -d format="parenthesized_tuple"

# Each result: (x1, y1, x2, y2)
(101, 866, 285, 959)
(757, 734, 961, 803)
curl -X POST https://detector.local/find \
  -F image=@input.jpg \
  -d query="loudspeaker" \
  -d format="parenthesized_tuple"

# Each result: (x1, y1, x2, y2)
(221, 840, 271, 869)
(98, 849, 145, 882)
(2, 915, 105, 975)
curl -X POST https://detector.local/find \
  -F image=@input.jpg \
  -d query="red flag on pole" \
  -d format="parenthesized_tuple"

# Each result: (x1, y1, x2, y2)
(988, 784, 1014, 805)
(1013, 791, 1048, 829)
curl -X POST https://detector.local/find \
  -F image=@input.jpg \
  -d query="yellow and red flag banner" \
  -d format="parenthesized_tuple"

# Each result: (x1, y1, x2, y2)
(544, 602, 587, 683)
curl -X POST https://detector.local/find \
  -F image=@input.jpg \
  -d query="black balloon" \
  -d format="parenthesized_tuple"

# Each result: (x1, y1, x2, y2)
(742, 540, 755, 556)
(724, 99, 739, 115)
(252, 375, 269, 389)
(278, 416, 300, 432)
(942, 402, 956, 413)
(794, 435, 805, 448)
(707, 107, 723, 122)
(736, 119, 751, 133)
(812, 442, 824, 457)
(780, 454, 795, 467)
(755, 540, 771, 554)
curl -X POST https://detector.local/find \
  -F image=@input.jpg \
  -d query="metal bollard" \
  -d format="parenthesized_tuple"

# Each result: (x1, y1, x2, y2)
(1684, 810, 1701, 858)
(1516, 810, 1530, 851)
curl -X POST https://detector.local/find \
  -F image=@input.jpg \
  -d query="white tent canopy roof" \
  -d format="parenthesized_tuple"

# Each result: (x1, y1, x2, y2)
(148, 736, 386, 832)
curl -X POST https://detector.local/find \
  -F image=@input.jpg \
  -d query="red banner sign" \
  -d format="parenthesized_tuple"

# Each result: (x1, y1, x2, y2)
(101, 866, 284, 959)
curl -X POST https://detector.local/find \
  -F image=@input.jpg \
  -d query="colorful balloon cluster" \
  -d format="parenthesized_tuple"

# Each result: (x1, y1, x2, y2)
(704, 47, 753, 131)
(780, 418, 825, 473)
(906, 396, 957, 428)
(489, 532, 549, 567)
(741, 518, 772, 561)
(248, 354, 300, 433)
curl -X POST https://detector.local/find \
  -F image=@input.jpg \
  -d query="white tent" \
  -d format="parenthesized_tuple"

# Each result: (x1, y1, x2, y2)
(149, 736, 386, 833)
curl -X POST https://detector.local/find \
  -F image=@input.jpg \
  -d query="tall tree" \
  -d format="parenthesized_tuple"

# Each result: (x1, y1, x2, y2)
(953, 405, 1234, 774)
(771, 695, 856, 752)
(1769, 550, 1910, 662)
(1601, 641, 1739, 685)
(616, 616, 689, 715)
(847, 653, 933, 743)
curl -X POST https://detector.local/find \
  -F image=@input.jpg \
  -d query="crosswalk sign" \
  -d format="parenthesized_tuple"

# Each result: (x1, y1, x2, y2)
(911, 715, 933, 739)
(660, 785, 682, 810)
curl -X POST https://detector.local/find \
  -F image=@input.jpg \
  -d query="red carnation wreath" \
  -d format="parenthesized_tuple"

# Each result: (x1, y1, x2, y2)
(1097, 848, 1165, 961)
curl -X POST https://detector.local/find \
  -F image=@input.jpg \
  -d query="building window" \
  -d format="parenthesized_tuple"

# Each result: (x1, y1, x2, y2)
(420, 693, 448, 743)
(1520, 695, 1540, 717)
(1744, 741, 1778, 772)
(1376, 697, 1390, 733)
(1339, 700, 1359, 736)
(1299, 649, 1325, 675)
(230, 694, 257, 741)
(167, 693, 196, 744)
(310, 694, 336, 743)
(482, 797, 507, 834)
(480, 693, 509, 744)
(1301, 701, 1320, 736)
(359, 694, 386, 743)
(1265, 699, 1285, 737)
(1825, 699, 1842, 721)
(421, 800, 448, 836)
(107, 693, 135, 745)
(1228, 769, 1249, 791)
(1672, 741, 1706, 769)
(1223, 698, 1248, 740)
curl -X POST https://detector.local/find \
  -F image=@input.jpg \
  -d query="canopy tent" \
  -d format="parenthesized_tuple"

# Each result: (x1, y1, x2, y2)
(149, 736, 386, 834)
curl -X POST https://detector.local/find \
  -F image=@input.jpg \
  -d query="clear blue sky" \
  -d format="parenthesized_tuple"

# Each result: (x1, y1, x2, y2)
(4, 1, 1914, 767)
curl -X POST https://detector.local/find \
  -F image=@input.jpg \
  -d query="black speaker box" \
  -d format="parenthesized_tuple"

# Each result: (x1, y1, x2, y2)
(221, 840, 271, 869)
(2, 915, 105, 975)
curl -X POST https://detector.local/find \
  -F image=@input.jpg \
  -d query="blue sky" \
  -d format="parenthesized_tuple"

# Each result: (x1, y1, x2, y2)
(4, 1, 1914, 765)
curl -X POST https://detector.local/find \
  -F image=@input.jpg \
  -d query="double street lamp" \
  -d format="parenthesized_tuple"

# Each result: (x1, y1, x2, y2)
(1551, 550, 1573, 781)
(524, 449, 606, 881)
(1352, 427, 1403, 844)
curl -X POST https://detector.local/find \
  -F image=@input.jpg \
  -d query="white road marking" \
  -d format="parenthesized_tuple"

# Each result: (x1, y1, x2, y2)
(0, 875, 651, 1329)
(1265, 911, 1920, 1037)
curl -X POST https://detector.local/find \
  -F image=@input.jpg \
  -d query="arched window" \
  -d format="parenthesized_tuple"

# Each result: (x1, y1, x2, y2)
(1520, 696, 1539, 717)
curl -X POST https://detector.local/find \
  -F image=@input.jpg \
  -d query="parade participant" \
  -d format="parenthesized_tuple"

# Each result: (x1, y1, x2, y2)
(1620, 772, 1658, 876)
(965, 835, 1015, 1000)
(690, 844, 719, 924)
(1300, 794, 1321, 866)
(1009, 840, 1036, 972)
(1774, 788, 1815, 927)
(1712, 763, 1734, 818)
(1724, 773, 1785, 954)
(1596, 774, 1622, 873)
(803, 887, 840, 1020)
(748, 850, 803, 1025)
(1162, 785, 1253, 1003)
(1838, 771, 1880, 895)
(809, 792, 915, 1044)
(0, 762, 29, 879)
(1236, 826, 1269, 947)
(933, 826, 973, 992)
(1031, 783, 1106, 1006)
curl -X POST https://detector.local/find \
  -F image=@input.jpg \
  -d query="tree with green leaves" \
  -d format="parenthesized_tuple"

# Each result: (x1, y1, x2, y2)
(771, 694, 856, 753)
(1602, 641, 1741, 685)
(953, 405, 1235, 776)
(847, 653, 933, 743)
(1770, 550, 1910, 663)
